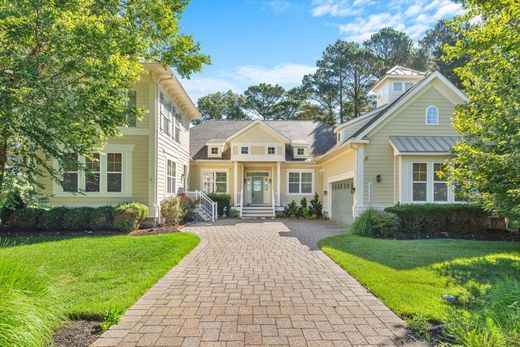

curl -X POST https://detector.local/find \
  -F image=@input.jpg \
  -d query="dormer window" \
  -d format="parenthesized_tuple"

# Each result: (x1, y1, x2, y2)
(211, 147, 218, 155)
(393, 82, 403, 92)
(405, 82, 413, 90)
(240, 146, 249, 154)
(426, 106, 439, 125)
(267, 146, 275, 155)
(297, 148, 304, 156)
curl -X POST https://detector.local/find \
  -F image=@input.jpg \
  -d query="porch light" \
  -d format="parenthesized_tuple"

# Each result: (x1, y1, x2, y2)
(376, 174, 382, 183)
(351, 186, 356, 194)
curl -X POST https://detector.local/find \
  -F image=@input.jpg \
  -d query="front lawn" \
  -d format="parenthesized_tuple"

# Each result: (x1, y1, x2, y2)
(319, 235, 520, 344)
(0, 232, 199, 346)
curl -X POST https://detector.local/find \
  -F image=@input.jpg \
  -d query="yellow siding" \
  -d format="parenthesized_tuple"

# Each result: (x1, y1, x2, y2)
(231, 126, 283, 144)
(319, 149, 356, 213)
(363, 85, 458, 207)
(133, 72, 152, 128)
(251, 146, 264, 155)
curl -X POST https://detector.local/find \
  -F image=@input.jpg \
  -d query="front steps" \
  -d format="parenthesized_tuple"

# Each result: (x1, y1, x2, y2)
(241, 206, 275, 219)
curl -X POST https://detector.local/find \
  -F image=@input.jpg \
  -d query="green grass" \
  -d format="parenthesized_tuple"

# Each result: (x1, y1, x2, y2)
(0, 233, 199, 345)
(318, 235, 520, 321)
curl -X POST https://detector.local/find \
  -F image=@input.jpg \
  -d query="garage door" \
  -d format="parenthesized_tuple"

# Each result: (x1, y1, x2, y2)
(331, 179, 354, 225)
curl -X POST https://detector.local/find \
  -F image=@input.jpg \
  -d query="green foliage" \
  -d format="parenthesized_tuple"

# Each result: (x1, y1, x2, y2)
(37, 207, 68, 231)
(445, 276, 520, 347)
(0, 259, 63, 347)
(406, 315, 434, 343)
(350, 209, 400, 238)
(0, 189, 25, 226)
(101, 307, 124, 332)
(63, 207, 93, 231)
(229, 208, 240, 219)
(0, 0, 210, 200)
(89, 206, 113, 231)
(207, 193, 231, 217)
(309, 192, 323, 218)
(161, 194, 196, 225)
(287, 200, 298, 218)
(112, 203, 148, 232)
(384, 204, 489, 237)
(8, 208, 43, 230)
(196, 90, 247, 123)
(443, 0, 520, 224)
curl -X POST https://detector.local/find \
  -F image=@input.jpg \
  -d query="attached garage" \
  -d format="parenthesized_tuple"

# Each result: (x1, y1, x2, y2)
(330, 179, 354, 225)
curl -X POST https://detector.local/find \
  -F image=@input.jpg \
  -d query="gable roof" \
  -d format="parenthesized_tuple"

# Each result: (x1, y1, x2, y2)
(224, 120, 291, 143)
(386, 65, 427, 76)
(190, 120, 336, 161)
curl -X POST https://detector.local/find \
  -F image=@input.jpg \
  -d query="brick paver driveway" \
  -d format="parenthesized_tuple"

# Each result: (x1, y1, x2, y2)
(94, 220, 423, 347)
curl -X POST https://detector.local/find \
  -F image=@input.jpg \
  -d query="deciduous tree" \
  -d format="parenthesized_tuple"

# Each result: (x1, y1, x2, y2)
(196, 91, 246, 123)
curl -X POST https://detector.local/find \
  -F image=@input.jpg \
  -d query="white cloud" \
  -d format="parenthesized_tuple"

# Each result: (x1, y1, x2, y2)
(312, 0, 465, 42)
(233, 63, 317, 87)
(264, 0, 292, 15)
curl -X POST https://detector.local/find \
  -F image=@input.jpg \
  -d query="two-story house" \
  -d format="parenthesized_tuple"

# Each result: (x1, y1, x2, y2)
(41, 63, 201, 223)
(189, 66, 468, 224)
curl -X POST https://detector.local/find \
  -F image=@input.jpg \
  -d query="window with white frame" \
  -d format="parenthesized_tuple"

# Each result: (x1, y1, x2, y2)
(426, 105, 439, 125)
(166, 159, 176, 194)
(294, 147, 306, 157)
(267, 146, 275, 155)
(288, 171, 313, 194)
(240, 146, 249, 154)
(126, 90, 137, 127)
(173, 110, 181, 142)
(160, 92, 172, 136)
(393, 82, 403, 92)
(412, 163, 427, 201)
(202, 171, 227, 194)
(107, 153, 123, 192)
(85, 153, 100, 192)
(433, 163, 448, 201)
(211, 147, 219, 155)
(63, 153, 79, 192)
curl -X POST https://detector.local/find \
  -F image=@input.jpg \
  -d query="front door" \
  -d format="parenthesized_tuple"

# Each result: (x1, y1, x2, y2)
(251, 177, 264, 204)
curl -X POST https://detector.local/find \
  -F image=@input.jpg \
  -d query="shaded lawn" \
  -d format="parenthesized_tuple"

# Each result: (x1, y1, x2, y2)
(318, 235, 520, 321)
(0, 233, 199, 318)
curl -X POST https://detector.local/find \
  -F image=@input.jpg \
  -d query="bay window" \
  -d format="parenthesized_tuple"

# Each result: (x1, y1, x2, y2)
(288, 171, 313, 195)
(202, 171, 228, 194)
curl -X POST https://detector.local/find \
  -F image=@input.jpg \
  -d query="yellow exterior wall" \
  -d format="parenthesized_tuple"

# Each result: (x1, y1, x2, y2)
(363, 84, 459, 207)
(231, 125, 284, 144)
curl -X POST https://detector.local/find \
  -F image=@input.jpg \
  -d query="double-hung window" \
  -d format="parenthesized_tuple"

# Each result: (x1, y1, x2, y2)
(160, 93, 172, 136)
(288, 171, 313, 195)
(240, 146, 249, 154)
(85, 153, 100, 192)
(166, 160, 176, 194)
(202, 171, 227, 194)
(173, 110, 181, 143)
(433, 163, 448, 201)
(267, 146, 275, 155)
(412, 163, 427, 201)
(107, 153, 123, 192)
(63, 153, 79, 192)
(126, 90, 137, 127)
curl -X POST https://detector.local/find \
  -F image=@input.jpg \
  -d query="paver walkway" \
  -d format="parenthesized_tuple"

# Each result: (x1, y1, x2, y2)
(93, 220, 424, 347)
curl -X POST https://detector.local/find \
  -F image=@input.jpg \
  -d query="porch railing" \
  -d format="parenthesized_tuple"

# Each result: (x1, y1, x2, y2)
(271, 190, 276, 215)
(184, 190, 217, 222)
(239, 190, 244, 218)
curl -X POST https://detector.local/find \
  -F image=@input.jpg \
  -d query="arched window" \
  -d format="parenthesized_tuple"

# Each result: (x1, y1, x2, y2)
(426, 106, 439, 125)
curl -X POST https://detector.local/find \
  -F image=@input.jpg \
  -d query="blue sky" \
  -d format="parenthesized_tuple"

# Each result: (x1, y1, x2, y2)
(180, 0, 464, 101)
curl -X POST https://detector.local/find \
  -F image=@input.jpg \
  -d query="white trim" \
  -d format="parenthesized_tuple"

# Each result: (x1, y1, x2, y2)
(286, 169, 315, 196)
(233, 161, 238, 206)
(239, 145, 250, 155)
(293, 146, 308, 158)
(200, 169, 229, 194)
(276, 161, 281, 206)
(326, 172, 355, 221)
(208, 146, 221, 158)
(164, 156, 177, 196)
(425, 105, 439, 125)
(353, 145, 364, 217)
(326, 171, 355, 184)
(225, 120, 290, 143)
(355, 71, 468, 140)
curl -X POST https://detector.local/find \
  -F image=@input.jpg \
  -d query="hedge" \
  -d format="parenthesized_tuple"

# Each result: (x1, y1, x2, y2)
(5, 203, 148, 233)
(207, 194, 231, 217)
(384, 203, 489, 237)
(350, 209, 400, 238)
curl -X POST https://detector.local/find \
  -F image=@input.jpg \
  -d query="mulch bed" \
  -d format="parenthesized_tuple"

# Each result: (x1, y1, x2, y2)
(53, 320, 102, 347)
(129, 225, 179, 236)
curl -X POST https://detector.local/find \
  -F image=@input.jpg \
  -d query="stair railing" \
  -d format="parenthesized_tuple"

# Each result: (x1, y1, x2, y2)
(185, 190, 217, 222)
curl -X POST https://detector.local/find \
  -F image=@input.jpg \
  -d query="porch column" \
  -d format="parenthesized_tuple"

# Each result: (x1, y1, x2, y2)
(233, 161, 238, 206)
(277, 161, 281, 206)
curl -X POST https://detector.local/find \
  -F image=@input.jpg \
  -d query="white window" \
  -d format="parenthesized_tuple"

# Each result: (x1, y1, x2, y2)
(107, 153, 123, 192)
(433, 163, 448, 201)
(202, 171, 228, 194)
(393, 82, 403, 92)
(267, 146, 275, 155)
(426, 106, 439, 125)
(412, 163, 427, 201)
(240, 146, 249, 154)
(85, 153, 100, 192)
(126, 90, 137, 127)
(173, 108, 181, 142)
(166, 159, 176, 194)
(211, 147, 219, 155)
(160, 92, 172, 136)
(404, 82, 413, 90)
(295, 147, 306, 157)
(288, 171, 313, 195)
(63, 153, 79, 192)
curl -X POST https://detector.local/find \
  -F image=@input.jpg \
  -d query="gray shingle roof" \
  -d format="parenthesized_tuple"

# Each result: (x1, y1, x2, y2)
(190, 120, 336, 161)
(389, 136, 460, 153)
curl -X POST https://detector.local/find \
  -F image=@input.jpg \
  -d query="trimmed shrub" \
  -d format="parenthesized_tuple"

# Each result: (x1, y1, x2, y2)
(350, 209, 400, 238)
(229, 208, 240, 219)
(298, 197, 308, 217)
(37, 207, 68, 231)
(287, 200, 298, 217)
(8, 208, 43, 230)
(89, 206, 113, 230)
(161, 194, 196, 225)
(309, 193, 323, 218)
(62, 207, 93, 231)
(384, 203, 489, 237)
(113, 203, 148, 232)
(207, 194, 231, 217)
(0, 191, 25, 226)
